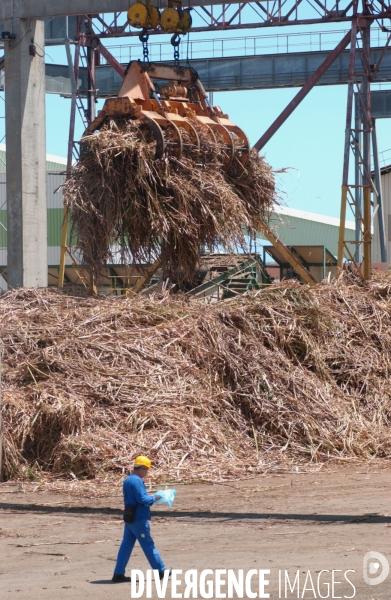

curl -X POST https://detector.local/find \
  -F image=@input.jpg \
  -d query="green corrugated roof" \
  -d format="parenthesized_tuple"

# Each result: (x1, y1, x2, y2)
(258, 210, 355, 258)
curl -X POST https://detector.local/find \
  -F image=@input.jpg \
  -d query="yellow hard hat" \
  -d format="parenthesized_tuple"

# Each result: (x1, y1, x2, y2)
(134, 455, 151, 469)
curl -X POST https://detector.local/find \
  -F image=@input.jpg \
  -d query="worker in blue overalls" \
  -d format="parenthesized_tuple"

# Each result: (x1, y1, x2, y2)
(112, 455, 168, 583)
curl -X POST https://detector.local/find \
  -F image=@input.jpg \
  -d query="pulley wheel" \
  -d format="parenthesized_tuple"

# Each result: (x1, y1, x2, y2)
(128, 3, 149, 28)
(160, 7, 180, 33)
(178, 10, 192, 33)
(147, 5, 161, 28)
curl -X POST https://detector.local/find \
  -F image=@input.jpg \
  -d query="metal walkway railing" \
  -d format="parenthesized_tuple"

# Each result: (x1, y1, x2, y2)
(103, 27, 390, 64)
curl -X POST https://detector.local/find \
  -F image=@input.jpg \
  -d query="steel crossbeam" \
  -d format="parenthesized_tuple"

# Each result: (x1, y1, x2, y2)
(2, 0, 391, 34)
(0, 0, 371, 20)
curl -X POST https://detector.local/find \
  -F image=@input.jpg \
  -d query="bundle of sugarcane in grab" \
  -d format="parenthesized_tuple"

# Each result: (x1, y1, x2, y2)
(63, 61, 275, 282)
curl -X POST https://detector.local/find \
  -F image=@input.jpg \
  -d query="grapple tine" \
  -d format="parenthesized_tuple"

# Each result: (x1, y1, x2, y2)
(141, 115, 165, 159)
(164, 121, 183, 158)
(184, 120, 200, 151)
(205, 125, 217, 145)
(207, 122, 235, 169)
(224, 124, 250, 168)
(195, 120, 217, 145)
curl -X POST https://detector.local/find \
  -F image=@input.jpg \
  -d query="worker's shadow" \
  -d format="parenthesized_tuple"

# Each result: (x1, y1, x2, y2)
(90, 579, 137, 584)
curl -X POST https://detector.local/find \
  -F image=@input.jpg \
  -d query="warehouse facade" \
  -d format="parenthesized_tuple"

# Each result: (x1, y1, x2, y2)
(264, 206, 355, 258)
(372, 164, 391, 263)
(0, 145, 67, 289)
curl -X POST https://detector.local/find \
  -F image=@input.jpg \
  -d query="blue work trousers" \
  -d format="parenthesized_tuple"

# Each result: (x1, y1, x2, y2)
(114, 519, 166, 576)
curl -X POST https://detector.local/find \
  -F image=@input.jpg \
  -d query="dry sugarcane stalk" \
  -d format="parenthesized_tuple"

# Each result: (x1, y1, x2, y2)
(63, 120, 275, 282)
(1, 272, 391, 485)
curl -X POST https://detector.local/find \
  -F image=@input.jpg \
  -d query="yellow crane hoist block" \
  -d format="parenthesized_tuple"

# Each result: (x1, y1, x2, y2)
(160, 7, 180, 32)
(128, 3, 148, 28)
(146, 5, 160, 28)
(160, 7, 192, 33)
(178, 10, 192, 33)
(128, 3, 160, 29)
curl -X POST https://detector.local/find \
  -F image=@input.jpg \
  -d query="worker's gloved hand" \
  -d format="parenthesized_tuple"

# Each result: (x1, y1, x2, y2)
(154, 489, 177, 508)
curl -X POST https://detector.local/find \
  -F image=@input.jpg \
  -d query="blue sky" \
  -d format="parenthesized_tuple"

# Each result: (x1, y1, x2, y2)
(19, 21, 391, 220)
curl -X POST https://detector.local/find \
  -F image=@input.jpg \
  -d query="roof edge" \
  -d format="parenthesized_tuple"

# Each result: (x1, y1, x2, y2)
(0, 144, 67, 166)
(274, 205, 356, 230)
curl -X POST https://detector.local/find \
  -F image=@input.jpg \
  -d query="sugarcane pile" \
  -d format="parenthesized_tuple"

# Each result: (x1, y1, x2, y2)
(1, 274, 391, 483)
(63, 118, 275, 280)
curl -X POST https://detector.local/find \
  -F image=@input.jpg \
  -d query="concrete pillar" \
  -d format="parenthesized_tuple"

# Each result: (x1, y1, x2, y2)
(4, 18, 47, 288)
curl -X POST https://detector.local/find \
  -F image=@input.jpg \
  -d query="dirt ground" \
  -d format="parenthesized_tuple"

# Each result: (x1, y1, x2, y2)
(0, 466, 390, 599)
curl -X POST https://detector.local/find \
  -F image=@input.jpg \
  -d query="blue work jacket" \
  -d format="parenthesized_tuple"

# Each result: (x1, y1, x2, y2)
(123, 473, 156, 521)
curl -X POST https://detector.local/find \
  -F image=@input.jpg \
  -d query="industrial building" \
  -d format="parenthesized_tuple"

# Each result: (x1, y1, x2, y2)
(372, 164, 391, 263)
(0, 145, 67, 290)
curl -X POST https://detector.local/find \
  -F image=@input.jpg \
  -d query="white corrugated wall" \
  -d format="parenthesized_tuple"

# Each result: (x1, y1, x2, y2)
(0, 173, 6, 205)
(373, 170, 391, 262)
(0, 172, 66, 274)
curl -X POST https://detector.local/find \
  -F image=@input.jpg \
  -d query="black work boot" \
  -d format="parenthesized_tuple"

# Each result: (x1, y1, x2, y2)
(112, 573, 131, 583)
(159, 569, 172, 580)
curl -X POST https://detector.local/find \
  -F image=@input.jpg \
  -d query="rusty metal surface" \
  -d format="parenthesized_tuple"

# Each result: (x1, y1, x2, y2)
(0, 0, 387, 24)
(2, 2, 391, 40)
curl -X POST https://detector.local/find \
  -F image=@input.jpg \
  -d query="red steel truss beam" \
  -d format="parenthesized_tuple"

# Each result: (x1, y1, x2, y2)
(72, 0, 390, 38)
(95, 40, 126, 77)
(91, 16, 386, 38)
(253, 29, 352, 151)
